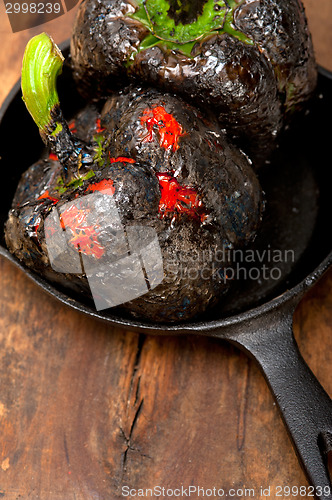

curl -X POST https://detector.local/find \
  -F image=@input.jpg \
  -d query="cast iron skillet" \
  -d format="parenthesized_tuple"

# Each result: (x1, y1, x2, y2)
(1, 43, 332, 498)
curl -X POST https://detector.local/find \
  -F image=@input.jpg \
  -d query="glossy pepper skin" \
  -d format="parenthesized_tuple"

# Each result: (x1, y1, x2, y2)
(70, 0, 317, 166)
(6, 33, 264, 322)
(6, 87, 263, 322)
(101, 86, 263, 247)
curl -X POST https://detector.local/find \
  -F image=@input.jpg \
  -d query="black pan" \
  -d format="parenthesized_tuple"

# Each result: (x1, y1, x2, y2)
(1, 43, 332, 499)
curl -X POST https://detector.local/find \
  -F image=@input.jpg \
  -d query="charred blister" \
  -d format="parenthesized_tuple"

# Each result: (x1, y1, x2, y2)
(70, 0, 317, 165)
(70, 0, 146, 97)
(233, 0, 317, 113)
(100, 87, 263, 246)
(128, 35, 282, 166)
(5, 151, 225, 321)
(5, 158, 88, 297)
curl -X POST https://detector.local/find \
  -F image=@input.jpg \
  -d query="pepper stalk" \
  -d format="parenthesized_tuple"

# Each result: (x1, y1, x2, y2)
(21, 33, 93, 177)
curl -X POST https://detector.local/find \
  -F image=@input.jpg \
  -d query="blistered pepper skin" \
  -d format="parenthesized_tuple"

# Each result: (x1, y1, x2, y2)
(101, 87, 263, 247)
(6, 89, 263, 322)
(70, 0, 317, 165)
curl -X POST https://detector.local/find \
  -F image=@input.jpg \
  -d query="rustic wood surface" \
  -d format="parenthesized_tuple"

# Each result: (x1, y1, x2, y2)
(0, 1, 331, 499)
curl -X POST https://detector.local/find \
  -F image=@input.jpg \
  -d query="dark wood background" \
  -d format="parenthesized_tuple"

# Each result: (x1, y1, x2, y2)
(0, 1, 332, 498)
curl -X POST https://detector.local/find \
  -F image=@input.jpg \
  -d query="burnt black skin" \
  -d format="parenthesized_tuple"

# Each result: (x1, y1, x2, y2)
(70, 0, 317, 165)
(102, 86, 262, 246)
(5, 90, 263, 322)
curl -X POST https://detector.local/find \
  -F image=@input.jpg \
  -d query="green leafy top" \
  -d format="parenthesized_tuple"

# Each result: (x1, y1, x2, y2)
(136, 0, 227, 44)
(130, 0, 253, 58)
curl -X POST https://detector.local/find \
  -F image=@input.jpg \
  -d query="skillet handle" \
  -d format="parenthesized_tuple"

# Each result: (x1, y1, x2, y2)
(230, 304, 332, 500)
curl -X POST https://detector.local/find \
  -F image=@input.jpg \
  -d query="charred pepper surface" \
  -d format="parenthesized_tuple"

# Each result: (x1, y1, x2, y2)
(5, 33, 263, 322)
(70, 0, 317, 165)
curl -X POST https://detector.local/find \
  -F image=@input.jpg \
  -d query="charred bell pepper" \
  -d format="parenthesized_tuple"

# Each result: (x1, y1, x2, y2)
(5, 33, 263, 322)
(70, 0, 317, 166)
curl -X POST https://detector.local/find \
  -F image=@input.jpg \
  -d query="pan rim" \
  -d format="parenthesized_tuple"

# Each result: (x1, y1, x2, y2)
(1, 62, 331, 335)
(1, 238, 331, 335)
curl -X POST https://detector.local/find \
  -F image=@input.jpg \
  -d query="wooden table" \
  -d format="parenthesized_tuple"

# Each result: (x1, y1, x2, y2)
(0, 2, 332, 498)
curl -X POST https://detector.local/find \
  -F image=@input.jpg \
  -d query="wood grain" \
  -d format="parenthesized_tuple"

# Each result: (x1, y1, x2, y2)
(0, 3, 331, 499)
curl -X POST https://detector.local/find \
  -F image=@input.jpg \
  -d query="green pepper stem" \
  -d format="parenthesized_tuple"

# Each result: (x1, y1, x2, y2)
(21, 33, 93, 177)
(21, 33, 63, 131)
